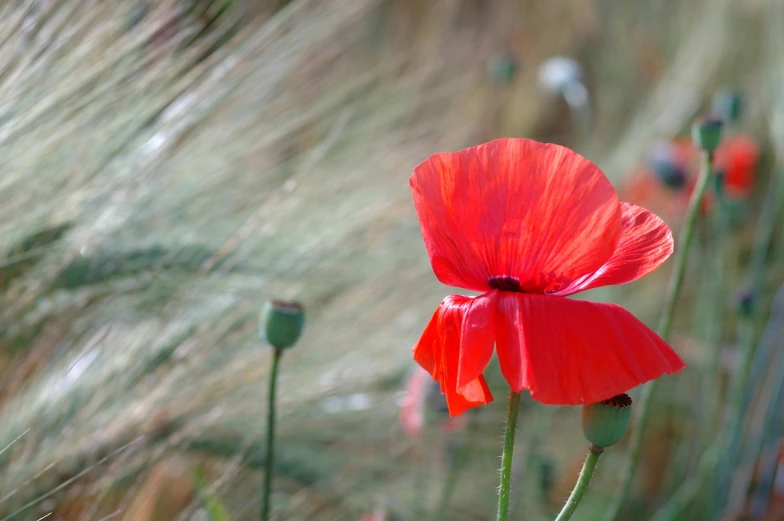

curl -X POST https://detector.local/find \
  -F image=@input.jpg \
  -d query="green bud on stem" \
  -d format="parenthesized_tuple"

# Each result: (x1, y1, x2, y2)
(692, 116, 724, 155)
(260, 300, 305, 350)
(580, 394, 632, 449)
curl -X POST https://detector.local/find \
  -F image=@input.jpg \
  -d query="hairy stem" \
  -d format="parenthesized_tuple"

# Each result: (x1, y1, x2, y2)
(554, 446, 603, 521)
(497, 392, 522, 521)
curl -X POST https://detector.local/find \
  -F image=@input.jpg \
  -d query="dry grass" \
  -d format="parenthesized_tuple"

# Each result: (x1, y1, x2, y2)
(0, 1, 780, 520)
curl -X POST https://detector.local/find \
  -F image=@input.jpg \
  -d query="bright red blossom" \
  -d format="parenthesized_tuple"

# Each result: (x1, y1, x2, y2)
(410, 138, 685, 416)
(714, 134, 759, 197)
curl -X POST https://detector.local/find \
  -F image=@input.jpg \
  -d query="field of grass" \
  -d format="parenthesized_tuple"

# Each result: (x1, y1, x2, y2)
(0, 0, 782, 520)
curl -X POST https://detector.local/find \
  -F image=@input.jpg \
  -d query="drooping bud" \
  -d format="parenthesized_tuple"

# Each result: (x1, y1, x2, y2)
(488, 51, 518, 85)
(712, 89, 744, 124)
(260, 300, 304, 350)
(647, 142, 687, 189)
(736, 287, 756, 318)
(580, 394, 632, 449)
(692, 116, 724, 154)
(537, 56, 588, 109)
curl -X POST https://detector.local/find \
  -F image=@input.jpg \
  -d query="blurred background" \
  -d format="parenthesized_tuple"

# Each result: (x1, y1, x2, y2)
(0, 0, 782, 520)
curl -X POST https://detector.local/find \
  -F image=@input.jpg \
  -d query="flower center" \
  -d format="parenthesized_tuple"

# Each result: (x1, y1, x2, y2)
(488, 275, 522, 292)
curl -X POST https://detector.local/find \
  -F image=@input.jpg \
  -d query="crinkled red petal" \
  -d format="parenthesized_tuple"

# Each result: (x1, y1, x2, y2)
(554, 203, 673, 295)
(412, 294, 494, 416)
(494, 292, 684, 405)
(410, 138, 622, 293)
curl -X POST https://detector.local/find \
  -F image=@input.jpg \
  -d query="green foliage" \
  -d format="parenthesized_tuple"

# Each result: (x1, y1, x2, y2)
(193, 470, 232, 521)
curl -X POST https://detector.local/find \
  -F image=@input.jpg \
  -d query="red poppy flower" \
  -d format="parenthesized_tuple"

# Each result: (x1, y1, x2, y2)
(410, 138, 685, 416)
(400, 366, 429, 436)
(714, 134, 759, 198)
(400, 366, 469, 435)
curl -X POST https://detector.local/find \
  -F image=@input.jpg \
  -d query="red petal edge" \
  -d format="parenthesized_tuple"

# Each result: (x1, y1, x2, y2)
(413, 294, 495, 416)
(494, 292, 684, 405)
(554, 203, 673, 296)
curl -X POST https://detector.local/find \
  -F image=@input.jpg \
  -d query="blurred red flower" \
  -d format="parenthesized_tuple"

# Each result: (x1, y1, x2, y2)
(400, 366, 429, 436)
(410, 138, 684, 416)
(399, 366, 467, 435)
(714, 134, 759, 198)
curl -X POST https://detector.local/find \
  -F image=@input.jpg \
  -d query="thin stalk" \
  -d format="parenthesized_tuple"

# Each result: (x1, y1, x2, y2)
(554, 446, 603, 521)
(704, 183, 729, 441)
(730, 287, 784, 516)
(433, 412, 480, 521)
(648, 446, 720, 521)
(604, 150, 715, 521)
(647, 158, 784, 520)
(710, 316, 757, 515)
(261, 348, 283, 521)
(512, 404, 556, 518)
(497, 391, 522, 521)
(693, 215, 718, 453)
(412, 392, 434, 521)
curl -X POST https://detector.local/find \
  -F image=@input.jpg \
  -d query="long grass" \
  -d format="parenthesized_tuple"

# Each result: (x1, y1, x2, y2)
(0, 1, 780, 520)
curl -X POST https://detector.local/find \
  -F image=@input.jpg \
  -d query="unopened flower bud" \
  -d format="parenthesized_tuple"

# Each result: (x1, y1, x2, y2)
(648, 142, 687, 189)
(713, 89, 744, 124)
(260, 300, 304, 350)
(692, 116, 724, 154)
(488, 51, 518, 85)
(538, 56, 584, 94)
(580, 394, 632, 449)
(736, 287, 756, 318)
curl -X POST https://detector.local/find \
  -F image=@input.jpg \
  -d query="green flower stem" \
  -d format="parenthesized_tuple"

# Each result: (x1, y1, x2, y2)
(262, 348, 283, 521)
(604, 150, 715, 521)
(497, 391, 522, 521)
(703, 182, 729, 447)
(434, 412, 480, 521)
(710, 316, 757, 515)
(554, 446, 603, 521)
(648, 446, 720, 521)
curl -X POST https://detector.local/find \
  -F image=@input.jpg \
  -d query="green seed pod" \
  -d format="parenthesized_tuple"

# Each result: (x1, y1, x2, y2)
(580, 394, 632, 449)
(692, 116, 724, 154)
(260, 300, 304, 350)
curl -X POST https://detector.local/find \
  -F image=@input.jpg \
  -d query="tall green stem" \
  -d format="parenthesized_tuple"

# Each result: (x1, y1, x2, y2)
(497, 391, 522, 521)
(710, 316, 757, 515)
(555, 447, 603, 521)
(604, 150, 715, 521)
(434, 412, 480, 521)
(262, 348, 283, 521)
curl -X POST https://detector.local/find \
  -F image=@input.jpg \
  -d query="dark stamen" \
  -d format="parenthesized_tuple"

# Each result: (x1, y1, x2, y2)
(488, 275, 522, 292)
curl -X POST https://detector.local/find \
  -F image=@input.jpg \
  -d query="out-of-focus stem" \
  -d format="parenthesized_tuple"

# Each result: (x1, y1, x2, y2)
(261, 348, 283, 521)
(604, 150, 715, 521)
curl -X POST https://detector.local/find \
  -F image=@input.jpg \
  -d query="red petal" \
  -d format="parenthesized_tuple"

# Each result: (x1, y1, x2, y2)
(412, 294, 495, 416)
(456, 290, 498, 393)
(410, 138, 622, 293)
(494, 293, 684, 405)
(715, 134, 759, 197)
(554, 203, 673, 295)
